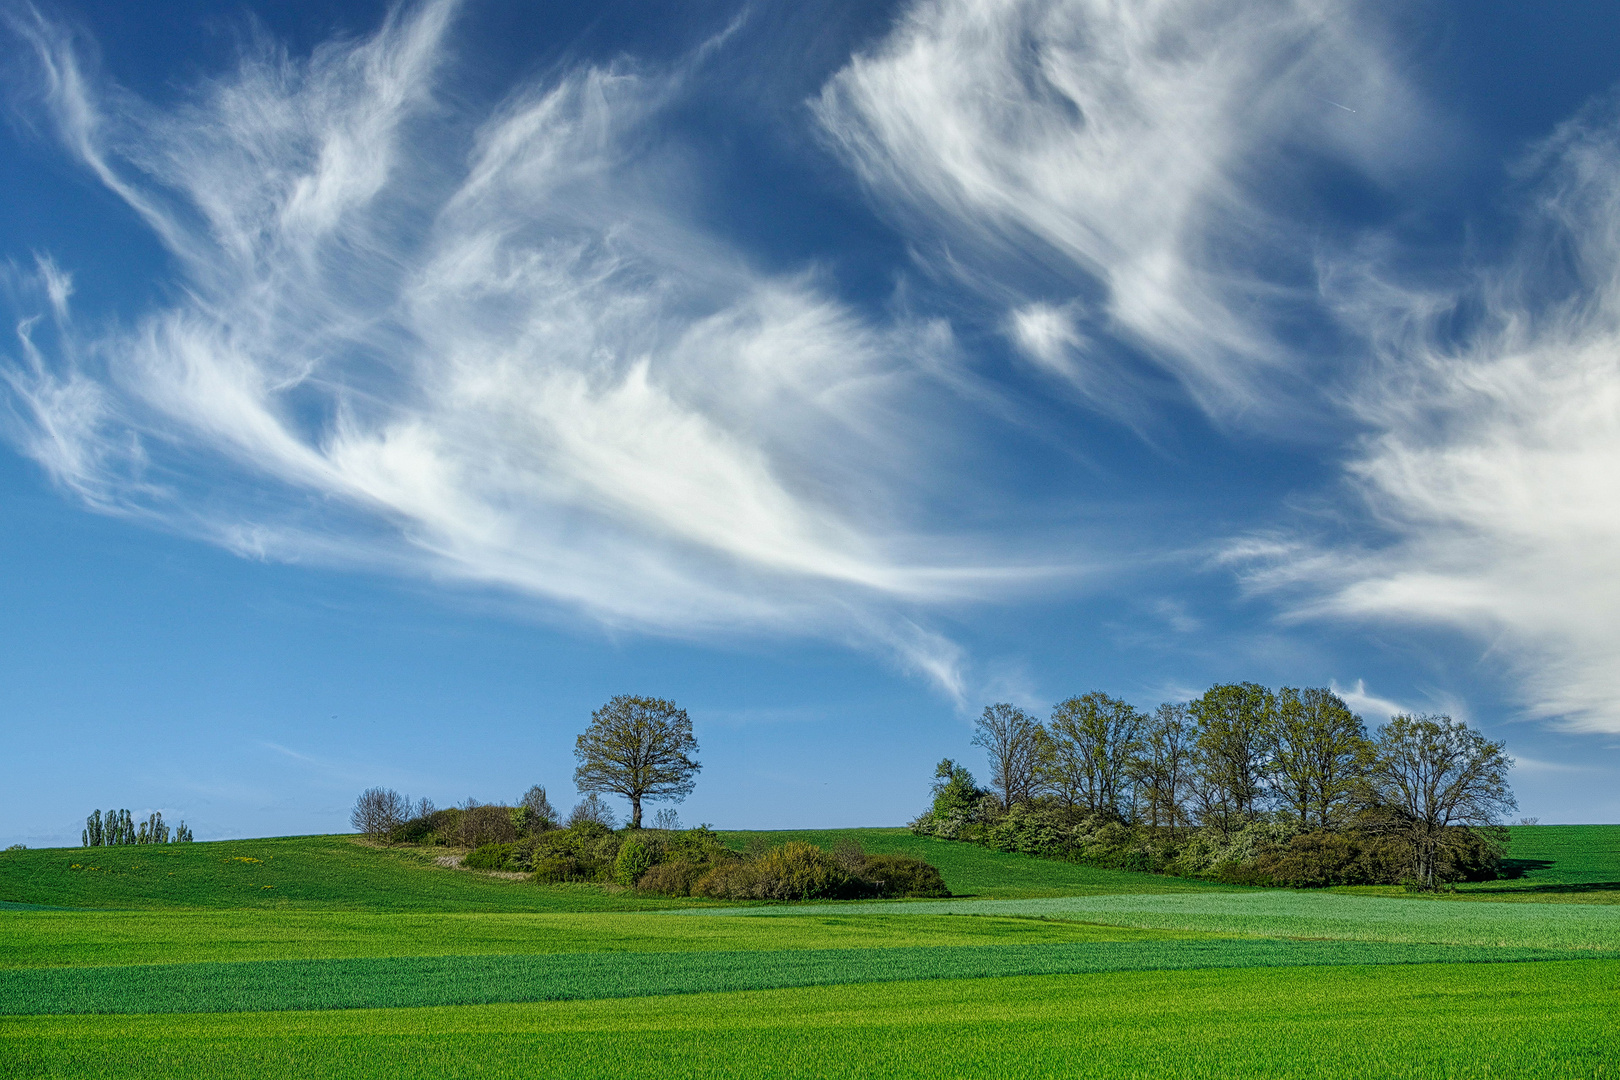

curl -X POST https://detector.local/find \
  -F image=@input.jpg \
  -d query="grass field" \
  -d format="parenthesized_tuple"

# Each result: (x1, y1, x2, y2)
(1, 824, 1617, 1078)
(4, 963, 1617, 1079)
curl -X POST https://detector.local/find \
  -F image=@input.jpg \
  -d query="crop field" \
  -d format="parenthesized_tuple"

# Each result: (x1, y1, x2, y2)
(2, 825, 1618, 1078)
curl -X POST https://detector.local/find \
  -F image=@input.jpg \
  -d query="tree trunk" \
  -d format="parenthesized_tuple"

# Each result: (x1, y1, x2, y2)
(631, 797, 642, 829)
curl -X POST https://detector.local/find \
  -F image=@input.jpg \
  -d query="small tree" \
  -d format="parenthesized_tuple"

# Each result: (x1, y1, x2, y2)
(652, 808, 682, 831)
(929, 759, 982, 819)
(351, 787, 409, 841)
(573, 695, 701, 829)
(519, 785, 558, 831)
(972, 703, 1045, 811)
(568, 792, 618, 829)
(1365, 714, 1515, 889)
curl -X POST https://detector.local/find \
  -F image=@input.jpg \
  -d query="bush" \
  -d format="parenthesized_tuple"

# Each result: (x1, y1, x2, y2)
(636, 860, 705, 896)
(464, 842, 518, 871)
(859, 854, 949, 897)
(614, 837, 655, 886)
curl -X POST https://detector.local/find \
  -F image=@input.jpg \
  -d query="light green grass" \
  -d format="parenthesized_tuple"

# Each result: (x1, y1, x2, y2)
(0, 940, 1589, 1016)
(685, 889, 1620, 950)
(0, 910, 1180, 969)
(4, 961, 1617, 1078)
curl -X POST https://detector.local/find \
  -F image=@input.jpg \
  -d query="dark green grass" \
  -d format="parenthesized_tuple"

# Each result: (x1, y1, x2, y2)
(1459, 824, 1620, 898)
(0, 940, 1592, 1016)
(0, 835, 687, 912)
(723, 828, 1232, 897)
(0, 829, 1219, 912)
(4, 961, 1617, 1079)
(0, 911, 1181, 969)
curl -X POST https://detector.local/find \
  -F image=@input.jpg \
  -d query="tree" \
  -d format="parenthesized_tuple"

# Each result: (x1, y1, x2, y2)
(573, 695, 700, 829)
(568, 792, 618, 829)
(972, 703, 1045, 810)
(351, 787, 409, 840)
(1133, 702, 1196, 831)
(1190, 683, 1276, 833)
(929, 759, 983, 819)
(1365, 714, 1516, 889)
(519, 785, 557, 831)
(1270, 687, 1372, 830)
(1046, 693, 1143, 820)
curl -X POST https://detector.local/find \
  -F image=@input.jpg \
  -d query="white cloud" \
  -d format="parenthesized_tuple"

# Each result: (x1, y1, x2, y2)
(1238, 93, 1620, 734)
(0, 0, 1061, 694)
(816, 0, 1423, 421)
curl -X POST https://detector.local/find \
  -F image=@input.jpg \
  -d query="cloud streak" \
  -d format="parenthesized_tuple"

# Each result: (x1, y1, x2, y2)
(1238, 91, 1620, 733)
(0, 0, 1052, 695)
(816, 0, 1423, 421)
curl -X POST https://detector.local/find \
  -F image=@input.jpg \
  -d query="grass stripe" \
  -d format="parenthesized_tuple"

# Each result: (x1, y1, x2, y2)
(0, 939, 1594, 1016)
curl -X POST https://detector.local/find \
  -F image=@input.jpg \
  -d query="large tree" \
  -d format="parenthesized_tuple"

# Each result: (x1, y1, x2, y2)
(1133, 701, 1196, 831)
(1189, 682, 1276, 833)
(573, 695, 701, 829)
(1365, 714, 1515, 889)
(1271, 687, 1372, 830)
(972, 703, 1046, 810)
(1046, 692, 1142, 820)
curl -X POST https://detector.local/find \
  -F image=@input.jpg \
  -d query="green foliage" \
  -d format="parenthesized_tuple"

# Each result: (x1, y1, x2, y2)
(613, 838, 655, 886)
(574, 695, 700, 829)
(859, 854, 948, 897)
(464, 843, 519, 871)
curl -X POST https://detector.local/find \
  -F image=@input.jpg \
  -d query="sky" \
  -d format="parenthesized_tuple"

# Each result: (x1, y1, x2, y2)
(3, 0, 1619, 846)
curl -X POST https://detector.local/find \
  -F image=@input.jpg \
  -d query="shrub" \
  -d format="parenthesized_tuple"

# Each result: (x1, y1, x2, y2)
(456, 803, 518, 848)
(464, 842, 518, 871)
(859, 854, 949, 897)
(614, 837, 655, 886)
(636, 860, 705, 896)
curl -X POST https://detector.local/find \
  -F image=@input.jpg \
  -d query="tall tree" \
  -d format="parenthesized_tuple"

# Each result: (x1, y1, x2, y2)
(1365, 714, 1515, 889)
(1133, 702, 1196, 831)
(972, 703, 1045, 810)
(1271, 687, 1372, 830)
(351, 788, 408, 841)
(573, 695, 700, 829)
(1190, 683, 1276, 833)
(1046, 693, 1143, 820)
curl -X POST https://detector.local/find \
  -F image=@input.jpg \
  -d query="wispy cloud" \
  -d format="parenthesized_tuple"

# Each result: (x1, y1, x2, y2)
(0, 0, 1055, 695)
(815, 0, 1424, 422)
(1237, 91, 1620, 734)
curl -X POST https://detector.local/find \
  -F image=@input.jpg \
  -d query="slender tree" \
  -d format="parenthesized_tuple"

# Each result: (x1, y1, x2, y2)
(573, 695, 700, 829)
(1133, 702, 1196, 831)
(972, 703, 1045, 810)
(1365, 714, 1515, 889)
(1271, 688, 1372, 830)
(519, 785, 557, 831)
(1190, 683, 1276, 833)
(1046, 693, 1143, 820)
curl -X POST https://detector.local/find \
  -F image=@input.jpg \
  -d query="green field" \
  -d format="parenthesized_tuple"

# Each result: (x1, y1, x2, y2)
(2, 825, 1617, 1078)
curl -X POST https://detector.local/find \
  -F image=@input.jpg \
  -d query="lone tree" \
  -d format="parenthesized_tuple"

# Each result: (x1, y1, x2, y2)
(573, 695, 700, 829)
(1365, 714, 1515, 889)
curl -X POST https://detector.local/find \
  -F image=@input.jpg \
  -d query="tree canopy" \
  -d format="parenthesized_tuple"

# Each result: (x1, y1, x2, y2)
(573, 695, 701, 829)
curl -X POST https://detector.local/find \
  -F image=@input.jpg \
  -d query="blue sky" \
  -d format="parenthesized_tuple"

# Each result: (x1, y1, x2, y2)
(3, 0, 1619, 846)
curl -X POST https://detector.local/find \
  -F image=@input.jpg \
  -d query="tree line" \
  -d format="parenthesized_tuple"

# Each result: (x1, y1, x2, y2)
(916, 683, 1516, 889)
(82, 809, 193, 846)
